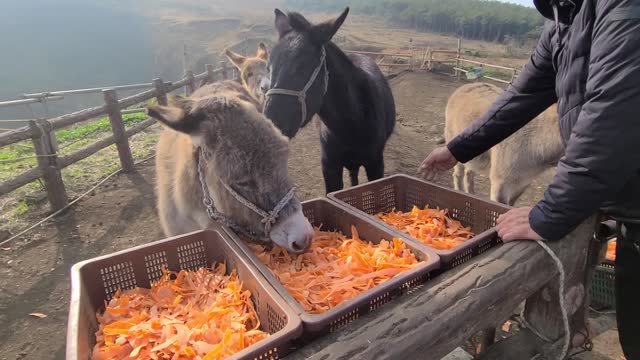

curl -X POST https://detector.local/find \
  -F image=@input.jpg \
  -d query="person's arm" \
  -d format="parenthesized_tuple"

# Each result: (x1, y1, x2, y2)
(530, 1, 640, 241)
(447, 22, 557, 163)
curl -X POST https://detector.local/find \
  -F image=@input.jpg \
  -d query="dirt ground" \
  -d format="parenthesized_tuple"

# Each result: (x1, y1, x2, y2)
(0, 72, 622, 359)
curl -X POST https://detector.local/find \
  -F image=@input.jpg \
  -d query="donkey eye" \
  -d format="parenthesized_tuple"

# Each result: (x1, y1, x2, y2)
(236, 179, 254, 188)
(247, 71, 253, 77)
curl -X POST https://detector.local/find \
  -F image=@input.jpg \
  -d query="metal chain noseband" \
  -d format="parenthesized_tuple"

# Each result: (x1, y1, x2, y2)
(196, 147, 295, 241)
(266, 47, 329, 125)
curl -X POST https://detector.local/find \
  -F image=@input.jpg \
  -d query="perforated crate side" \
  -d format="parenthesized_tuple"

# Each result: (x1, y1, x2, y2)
(228, 198, 441, 339)
(328, 174, 510, 269)
(591, 263, 616, 309)
(67, 229, 303, 360)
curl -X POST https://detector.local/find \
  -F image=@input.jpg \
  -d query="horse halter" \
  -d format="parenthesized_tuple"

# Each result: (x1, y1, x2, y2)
(196, 147, 295, 242)
(265, 47, 329, 126)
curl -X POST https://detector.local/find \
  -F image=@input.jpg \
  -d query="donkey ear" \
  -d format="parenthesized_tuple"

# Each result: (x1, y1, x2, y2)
(274, 8, 292, 38)
(146, 96, 201, 134)
(310, 7, 349, 45)
(256, 42, 269, 60)
(225, 49, 246, 69)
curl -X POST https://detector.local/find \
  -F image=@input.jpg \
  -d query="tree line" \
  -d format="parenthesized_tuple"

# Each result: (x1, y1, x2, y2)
(284, 0, 544, 43)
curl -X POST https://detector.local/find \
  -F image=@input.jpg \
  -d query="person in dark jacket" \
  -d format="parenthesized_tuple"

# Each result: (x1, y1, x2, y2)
(418, 0, 640, 357)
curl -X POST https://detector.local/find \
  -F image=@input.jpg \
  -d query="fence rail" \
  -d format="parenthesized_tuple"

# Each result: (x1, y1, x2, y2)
(345, 49, 417, 72)
(0, 63, 233, 210)
(423, 39, 519, 84)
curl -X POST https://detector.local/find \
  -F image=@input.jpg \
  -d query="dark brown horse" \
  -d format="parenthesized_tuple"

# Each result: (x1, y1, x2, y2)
(263, 8, 396, 193)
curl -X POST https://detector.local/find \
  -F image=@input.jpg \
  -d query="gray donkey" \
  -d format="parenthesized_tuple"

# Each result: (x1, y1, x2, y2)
(147, 83, 313, 253)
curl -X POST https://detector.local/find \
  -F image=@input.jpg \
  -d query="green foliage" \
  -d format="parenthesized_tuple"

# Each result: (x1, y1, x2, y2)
(285, 0, 544, 43)
(55, 113, 147, 143)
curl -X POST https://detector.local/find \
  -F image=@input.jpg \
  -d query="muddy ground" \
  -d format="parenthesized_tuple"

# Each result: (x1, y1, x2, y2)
(0, 72, 621, 359)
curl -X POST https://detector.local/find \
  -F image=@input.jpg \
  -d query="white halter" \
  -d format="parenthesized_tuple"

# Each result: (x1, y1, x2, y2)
(266, 47, 329, 125)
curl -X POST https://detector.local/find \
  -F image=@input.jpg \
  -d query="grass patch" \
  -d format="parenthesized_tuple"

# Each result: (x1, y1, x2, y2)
(0, 111, 159, 229)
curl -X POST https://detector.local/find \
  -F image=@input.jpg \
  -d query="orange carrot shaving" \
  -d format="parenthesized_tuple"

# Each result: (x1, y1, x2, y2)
(606, 240, 616, 261)
(376, 206, 475, 250)
(92, 263, 268, 360)
(250, 226, 423, 314)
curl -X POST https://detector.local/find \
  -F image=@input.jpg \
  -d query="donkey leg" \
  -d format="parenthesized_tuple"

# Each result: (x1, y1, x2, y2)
(364, 158, 384, 182)
(490, 181, 529, 206)
(463, 168, 475, 194)
(453, 164, 464, 191)
(349, 167, 359, 187)
(322, 157, 344, 193)
(159, 198, 199, 237)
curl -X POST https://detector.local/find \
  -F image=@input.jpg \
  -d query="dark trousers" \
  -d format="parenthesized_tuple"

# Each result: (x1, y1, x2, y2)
(615, 222, 640, 360)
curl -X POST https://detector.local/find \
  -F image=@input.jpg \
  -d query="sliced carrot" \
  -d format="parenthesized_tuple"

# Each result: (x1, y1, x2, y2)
(250, 226, 423, 314)
(606, 240, 616, 261)
(376, 206, 475, 250)
(92, 263, 268, 360)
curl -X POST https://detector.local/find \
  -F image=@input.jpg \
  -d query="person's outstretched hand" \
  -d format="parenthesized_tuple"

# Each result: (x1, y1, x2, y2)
(418, 147, 458, 181)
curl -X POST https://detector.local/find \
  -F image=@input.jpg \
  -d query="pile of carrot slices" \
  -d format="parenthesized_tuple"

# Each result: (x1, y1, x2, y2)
(606, 240, 616, 261)
(92, 263, 268, 360)
(376, 206, 475, 250)
(250, 226, 423, 314)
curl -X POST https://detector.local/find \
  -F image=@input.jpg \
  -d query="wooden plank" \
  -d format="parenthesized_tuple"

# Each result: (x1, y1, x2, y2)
(125, 117, 155, 137)
(457, 58, 516, 72)
(0, 167, 45, 195)
(58, 136, 115, 168)
(287, 219, 596, 360)
(118, 88, 158, 109)
(220, 61, 228, 80)
(345, 50, 412, 58)
(378, 63, 412, 67)
(103, 89, 134, 172)
(58, 118, 155, 168)
(484, 76, 511, 85)
(0, 126, 35, 148)
(185, 70, 196, 96)
(28, 119, 68, 211)
(153, 78, 168, 106)
(49, 105, 108, 131)
(168, 77, 190, 91)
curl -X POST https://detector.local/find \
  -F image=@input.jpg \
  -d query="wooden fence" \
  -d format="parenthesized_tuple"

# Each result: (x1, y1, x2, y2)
(424, 39, 519, 84)
(0, 61, 233, 211)
(344, 49, 417, 73)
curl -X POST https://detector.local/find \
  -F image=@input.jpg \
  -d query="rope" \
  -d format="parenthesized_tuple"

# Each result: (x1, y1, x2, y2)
(520, 240, 571, 360)
(0, 154, 156, 248)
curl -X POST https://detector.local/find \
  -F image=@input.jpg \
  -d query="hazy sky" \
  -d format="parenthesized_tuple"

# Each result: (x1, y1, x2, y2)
(501, 0, 535, 7)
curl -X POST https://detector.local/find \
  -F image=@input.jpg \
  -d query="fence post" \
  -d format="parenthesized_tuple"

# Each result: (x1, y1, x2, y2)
(455, 38, 462, 78)
(103, 89, 135, 173)
(185, 70, 196, 96)
(153, 78, 168, 106)
(28, 119, 68, 211)
(206, 64, 216, 84)
(220, 61, 228, 80)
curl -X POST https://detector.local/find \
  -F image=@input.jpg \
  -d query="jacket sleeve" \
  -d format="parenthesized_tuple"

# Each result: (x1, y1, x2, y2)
(447, 22, 557, 163)
(530, 1, 640, 241)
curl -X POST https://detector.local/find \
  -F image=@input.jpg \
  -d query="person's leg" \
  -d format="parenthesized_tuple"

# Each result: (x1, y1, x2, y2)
(615, 222, 640, 359)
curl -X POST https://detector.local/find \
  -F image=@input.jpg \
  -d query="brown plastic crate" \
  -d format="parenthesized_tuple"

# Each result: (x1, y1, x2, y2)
(66, 226, 302, 360)
(328, 174, 511, 269)
(227, 198, 441, 337)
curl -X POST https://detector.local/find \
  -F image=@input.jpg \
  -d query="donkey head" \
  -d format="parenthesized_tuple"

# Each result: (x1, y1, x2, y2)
(147, 92, 313, 253)
(226, 43, 270, 104)
(263, 8, 349, 138)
